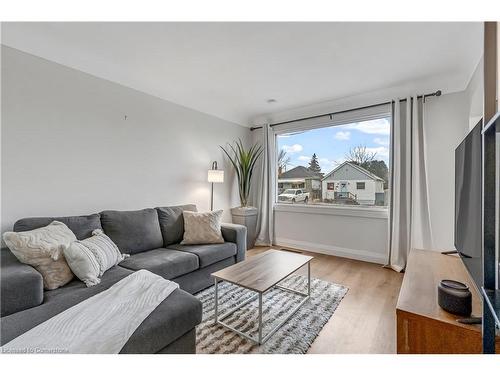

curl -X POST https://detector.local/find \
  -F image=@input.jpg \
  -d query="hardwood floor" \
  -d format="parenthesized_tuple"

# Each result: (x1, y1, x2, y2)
(248, 246, 404, 354)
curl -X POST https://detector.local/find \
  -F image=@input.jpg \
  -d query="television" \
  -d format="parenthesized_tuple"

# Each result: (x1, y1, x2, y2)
(454, 120, 483, 290)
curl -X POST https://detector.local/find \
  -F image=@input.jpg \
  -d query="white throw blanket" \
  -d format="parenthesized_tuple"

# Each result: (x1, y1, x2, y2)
(2, 270, 178, 354)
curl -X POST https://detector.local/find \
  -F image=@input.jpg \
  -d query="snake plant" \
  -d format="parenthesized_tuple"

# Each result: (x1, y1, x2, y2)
(220, 139, 263, 207)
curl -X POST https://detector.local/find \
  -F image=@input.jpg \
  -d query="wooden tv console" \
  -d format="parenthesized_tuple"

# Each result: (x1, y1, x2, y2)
(396, 249, 499, 353)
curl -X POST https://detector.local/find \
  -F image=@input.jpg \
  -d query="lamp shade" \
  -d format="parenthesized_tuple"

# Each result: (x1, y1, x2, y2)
(208, 169, 224, 183)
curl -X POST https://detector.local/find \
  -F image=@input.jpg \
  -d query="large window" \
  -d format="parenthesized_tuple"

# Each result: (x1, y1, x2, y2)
(276, 114, 391, 208)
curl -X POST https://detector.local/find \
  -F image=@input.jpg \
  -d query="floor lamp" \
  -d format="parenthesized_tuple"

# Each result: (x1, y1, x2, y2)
(208, 161, 224, 211)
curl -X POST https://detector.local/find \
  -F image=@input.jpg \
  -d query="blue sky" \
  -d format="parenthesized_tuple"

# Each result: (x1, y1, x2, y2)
(277, 117, 391, 174)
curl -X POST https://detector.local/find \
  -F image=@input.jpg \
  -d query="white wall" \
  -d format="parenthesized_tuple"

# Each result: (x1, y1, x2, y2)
(274, 206, 388, 264)
(1, 46, 250, 235)
(423, 91, 470, 251)
(464, 56, 484, 130)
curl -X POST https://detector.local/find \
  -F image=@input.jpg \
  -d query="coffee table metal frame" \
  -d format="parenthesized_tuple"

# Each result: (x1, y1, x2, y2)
(213, 261, 311, 345)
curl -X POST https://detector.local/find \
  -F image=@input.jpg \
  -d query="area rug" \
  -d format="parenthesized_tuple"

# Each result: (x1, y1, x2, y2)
(195, 275, 348, 354)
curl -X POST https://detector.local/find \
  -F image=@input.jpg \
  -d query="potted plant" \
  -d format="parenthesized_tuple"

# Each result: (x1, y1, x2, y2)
(220, 139, 263, 249)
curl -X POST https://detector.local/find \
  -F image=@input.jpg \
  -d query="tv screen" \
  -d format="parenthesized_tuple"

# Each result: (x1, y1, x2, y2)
(455, 120, 483, 289)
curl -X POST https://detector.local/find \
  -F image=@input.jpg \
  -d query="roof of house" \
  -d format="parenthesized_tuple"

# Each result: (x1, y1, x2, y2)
(322, 161, 384, 182)
(279, 165, 322, 180)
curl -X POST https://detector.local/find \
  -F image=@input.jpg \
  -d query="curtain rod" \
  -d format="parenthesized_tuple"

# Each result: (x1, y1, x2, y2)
(249, 90, 442, 131)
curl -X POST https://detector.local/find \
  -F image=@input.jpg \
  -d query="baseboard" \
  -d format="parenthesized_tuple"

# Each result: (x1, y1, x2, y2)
(274, 237, 386, 264)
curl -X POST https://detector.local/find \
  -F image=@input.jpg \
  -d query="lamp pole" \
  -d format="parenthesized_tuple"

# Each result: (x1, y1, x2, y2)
(211, 182, 214, 211)
(210, 161, 217, 211)
(208, 161, 223, 211)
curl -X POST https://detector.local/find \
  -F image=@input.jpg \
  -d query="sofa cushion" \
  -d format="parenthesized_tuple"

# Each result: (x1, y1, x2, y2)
(156, 204, 197, 246)
(172, 256, 236, 294)
(0, 266, 202, 354)
(119, 248, 199, 279)
(0, 249, 44, 317)
(13, 214, 102, 240)
(167, 242, 237, 268)
(120, 288, 202, 354)
(43, 266, 134, 304)
(100, 209, 163, 254)
(0, 266, 134, 345)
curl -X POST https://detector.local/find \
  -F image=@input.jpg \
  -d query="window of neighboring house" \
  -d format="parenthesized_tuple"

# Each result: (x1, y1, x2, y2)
(275, 109, 390, 208)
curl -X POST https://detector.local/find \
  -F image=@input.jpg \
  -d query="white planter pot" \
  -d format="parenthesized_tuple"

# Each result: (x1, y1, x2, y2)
(230, 206, 258, 250)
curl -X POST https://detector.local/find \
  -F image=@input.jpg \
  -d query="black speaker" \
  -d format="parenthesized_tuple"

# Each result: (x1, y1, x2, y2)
(437, 279, 472, 317)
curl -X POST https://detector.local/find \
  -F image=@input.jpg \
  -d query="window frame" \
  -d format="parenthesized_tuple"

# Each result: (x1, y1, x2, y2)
(273, 103, 391, 215)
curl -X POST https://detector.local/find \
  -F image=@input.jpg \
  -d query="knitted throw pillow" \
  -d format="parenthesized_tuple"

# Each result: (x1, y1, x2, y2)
(64, 229, 129, 287)
(181, 210, 225, 245)
(3, 221, 76, 290)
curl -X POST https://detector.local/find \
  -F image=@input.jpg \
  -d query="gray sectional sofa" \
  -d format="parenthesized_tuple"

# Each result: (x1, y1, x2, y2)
(0, 204, 247, 353)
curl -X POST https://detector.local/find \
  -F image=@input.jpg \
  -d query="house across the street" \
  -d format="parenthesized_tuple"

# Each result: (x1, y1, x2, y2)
(277, 166, 322, 200)
(321, 162, 385, 205)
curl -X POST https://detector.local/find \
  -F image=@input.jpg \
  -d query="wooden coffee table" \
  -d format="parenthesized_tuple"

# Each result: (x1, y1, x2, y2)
(211, 249, 313, 344)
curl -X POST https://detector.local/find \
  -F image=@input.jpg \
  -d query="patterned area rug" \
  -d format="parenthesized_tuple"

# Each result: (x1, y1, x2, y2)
(195, 275, 348, 354)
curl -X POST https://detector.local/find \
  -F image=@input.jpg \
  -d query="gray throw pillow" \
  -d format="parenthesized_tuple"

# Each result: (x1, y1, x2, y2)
(100, 209, 163, 254)
(156, 204, 197, 246)
(14, 214, 102, 240)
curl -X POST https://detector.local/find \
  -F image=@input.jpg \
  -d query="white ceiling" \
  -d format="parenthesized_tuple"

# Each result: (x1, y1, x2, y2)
(1, 22, 483, 126)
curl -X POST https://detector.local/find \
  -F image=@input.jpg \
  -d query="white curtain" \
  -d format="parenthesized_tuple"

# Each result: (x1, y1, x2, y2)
(387, 97, 434, 271)
(255, 124, 275, 246)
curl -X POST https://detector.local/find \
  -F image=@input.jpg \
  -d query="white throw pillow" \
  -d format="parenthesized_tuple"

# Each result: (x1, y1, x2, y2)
(64, 229, 129, 287)
(3, 221, 76, 290)
(181, 210, 225, 245)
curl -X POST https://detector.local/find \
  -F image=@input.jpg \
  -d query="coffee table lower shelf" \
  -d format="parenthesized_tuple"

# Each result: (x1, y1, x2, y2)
(213, 262, 311, 345)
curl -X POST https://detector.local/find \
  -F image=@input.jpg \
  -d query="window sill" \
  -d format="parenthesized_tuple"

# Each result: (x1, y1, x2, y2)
(274, 203, 389, 219)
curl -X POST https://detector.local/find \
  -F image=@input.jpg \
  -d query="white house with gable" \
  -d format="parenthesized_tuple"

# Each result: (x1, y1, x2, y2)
(322, 162, 385, 205)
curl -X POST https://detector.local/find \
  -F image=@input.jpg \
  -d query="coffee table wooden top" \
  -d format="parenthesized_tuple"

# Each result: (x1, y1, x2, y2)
(212, 249, 313, 293)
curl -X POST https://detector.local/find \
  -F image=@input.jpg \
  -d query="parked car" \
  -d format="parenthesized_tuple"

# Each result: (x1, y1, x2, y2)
(278, 189, 309, 203)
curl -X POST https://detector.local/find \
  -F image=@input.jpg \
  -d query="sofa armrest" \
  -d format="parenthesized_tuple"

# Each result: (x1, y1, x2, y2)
(1, 248, 44, 317)
(221, 223, 247, 262)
